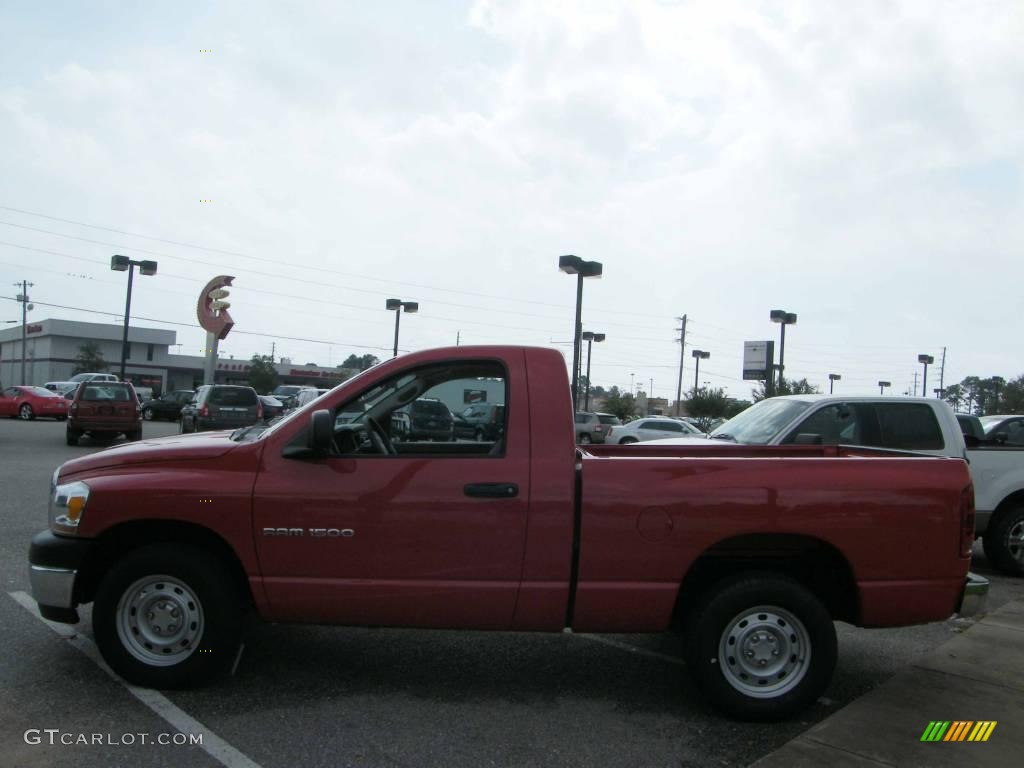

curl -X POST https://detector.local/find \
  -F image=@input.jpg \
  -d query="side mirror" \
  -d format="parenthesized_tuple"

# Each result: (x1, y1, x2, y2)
(309, 409, 333, 453)
(793, 433, 823, 445)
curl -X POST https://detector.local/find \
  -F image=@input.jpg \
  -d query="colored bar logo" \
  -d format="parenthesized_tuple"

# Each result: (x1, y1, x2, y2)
(920, 721, 997, 742)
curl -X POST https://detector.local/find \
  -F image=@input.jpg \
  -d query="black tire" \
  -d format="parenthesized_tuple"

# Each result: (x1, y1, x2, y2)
(127, 430, 142, 442)
(984, 505, 1024, 576)
(684, 573, 837, 721)
(619, 437, 638, 444)
(142, 409, 155, 421)
(65, 429, 80, 446)
(474, 429, 484, 443)
(19, 403, 35, 420)
(93, 544, 243, 689)
(579, 434, 592, 445)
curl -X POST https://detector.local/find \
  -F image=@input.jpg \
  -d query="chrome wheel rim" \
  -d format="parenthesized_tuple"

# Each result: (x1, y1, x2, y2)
(19, 405, 32, 420)
(718, 605, 811, 698)
(1008, 520, 1024, 564)
(143, 409, 154, 420)
(116, 575, 204, 666)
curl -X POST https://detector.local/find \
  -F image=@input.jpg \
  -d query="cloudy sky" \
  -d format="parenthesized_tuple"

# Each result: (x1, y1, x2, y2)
(2, 0, 1022, 399)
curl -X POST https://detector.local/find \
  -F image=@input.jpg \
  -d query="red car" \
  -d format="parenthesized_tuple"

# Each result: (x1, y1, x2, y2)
(28, 346, 984, 720)
(0, 386, 69, 421)
(66, 381, 142, 446)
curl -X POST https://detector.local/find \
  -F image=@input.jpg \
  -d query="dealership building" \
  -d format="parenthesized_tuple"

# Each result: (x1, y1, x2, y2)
(0, 318, 351, 394)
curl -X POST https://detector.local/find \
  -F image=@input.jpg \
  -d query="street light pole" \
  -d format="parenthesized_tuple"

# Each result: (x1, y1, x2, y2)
(770, 310, 797, 389)
(559, 255, 603, 412)
(110, 256, 157, 381)
(386, 299, 419, 357)
(13, 280, 34, 384)
(828, 373, 841, 394)
(917, 354, 934, 397)
(582, 331, 605, 411)
(692, 349, 710, 393)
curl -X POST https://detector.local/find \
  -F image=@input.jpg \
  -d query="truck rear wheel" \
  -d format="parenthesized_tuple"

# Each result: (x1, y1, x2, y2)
(984, 505, 1024, 576)
(684, 573, 836, 721)
(93, 544, 242, 689)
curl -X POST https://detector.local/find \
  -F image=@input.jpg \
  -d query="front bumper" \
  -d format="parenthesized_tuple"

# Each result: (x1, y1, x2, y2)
(28, 530, 92, 623)
(957, 572, 989, 618)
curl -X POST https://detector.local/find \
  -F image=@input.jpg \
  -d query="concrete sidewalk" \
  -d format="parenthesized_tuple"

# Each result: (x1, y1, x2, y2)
(752, 598, 1024, 767)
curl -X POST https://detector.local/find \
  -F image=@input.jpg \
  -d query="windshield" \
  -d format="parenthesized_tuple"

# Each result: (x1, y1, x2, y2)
(709, 399, 814, 444)
(980, 416, 1009, 433)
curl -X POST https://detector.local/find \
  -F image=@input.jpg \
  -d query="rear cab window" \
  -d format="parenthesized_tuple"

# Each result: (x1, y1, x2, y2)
(208, 387, 258, 406)
(81, 384, 133, 402)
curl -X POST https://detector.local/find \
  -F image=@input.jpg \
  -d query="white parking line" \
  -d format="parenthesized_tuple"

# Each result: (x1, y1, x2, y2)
(8, 591, 263, 768)
(573, 632, 687, 666)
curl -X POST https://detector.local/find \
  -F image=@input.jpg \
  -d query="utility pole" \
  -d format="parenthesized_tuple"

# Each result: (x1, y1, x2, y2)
(939, 346, 946, 393)
(456, 330, 460, 346)
(14, 280, 34, 385)
(675, 314, 687, 415)
(270, 341, 275, 361)
(912, 371, 919, 397)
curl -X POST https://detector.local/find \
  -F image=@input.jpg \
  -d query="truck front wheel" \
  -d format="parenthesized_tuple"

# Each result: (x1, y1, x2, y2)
(93, 544, 242, 689)
(685, 573, 836, 721)
(983, 505, 1024, 576)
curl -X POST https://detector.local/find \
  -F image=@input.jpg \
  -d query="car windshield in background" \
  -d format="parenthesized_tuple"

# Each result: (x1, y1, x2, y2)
(82, 384, 132, 402)
(209, 388, 257, 406)
(980, 416, 1009, 434)
(709, 399, 813, 444)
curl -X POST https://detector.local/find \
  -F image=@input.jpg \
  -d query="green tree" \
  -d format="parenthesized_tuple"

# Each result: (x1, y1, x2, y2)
(684, 387, 733, 432)
(1002, 375, 1024, 413)
(72, 342, 109, 375)
(248, 354, 278, 394)
(341, 353, 380, 372)
(602, 386, 637, 421)
(751, 376, 819, 402)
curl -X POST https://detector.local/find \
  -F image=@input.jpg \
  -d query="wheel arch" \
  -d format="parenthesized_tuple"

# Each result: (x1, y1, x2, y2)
(672, 533, 859, 628)
(75, 520, 254, 609)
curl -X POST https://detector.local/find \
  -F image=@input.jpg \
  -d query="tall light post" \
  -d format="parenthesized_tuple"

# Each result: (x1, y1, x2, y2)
(559, 255, 603, 411)
(878, 380, 891, 395)
(692, 349, 710, 393)
(110, 256, 157, 381)
(386, 298, 418, 358)
(992, 376, 1005, 411)
(12, 280, 34, 384)
(630, 372, 635, 396)
(581, 331, 605, 411)
(769, 309, 797, 389)
(917, 354, 934, 397)
(828, 373, 841, 394)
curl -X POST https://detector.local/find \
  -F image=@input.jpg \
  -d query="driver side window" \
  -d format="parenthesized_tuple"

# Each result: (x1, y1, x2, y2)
(784, 404, 863, 445)
(332, 361, 508, 458)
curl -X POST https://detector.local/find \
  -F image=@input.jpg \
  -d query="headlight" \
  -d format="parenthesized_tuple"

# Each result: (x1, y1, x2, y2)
(49, 480, 90, 535)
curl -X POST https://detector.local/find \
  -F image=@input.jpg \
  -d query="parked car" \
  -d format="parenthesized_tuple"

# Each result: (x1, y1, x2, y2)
(455, 403, 505, 441)
(956, 413, 986, 443)
(293, 388, 330, 409)
(393, 398, 454, 441)
(141, 390, 195, 421)
(0, 386, 69, 421)
(574, 411, 610, 444)
(180, 385, 262, 433)
(271, 385, 307, 409)
(258, 395, 286, 421)
(44, 381, 80, 394)
(980, 414, 1024, 446)
(66, 381, 141, 445)
(612, 416, 704, 443)
(29, 344, 985, 721)
(69, 372, 119, 383)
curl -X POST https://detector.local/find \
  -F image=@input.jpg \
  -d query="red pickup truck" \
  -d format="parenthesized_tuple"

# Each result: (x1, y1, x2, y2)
(29, 345, 987, 720)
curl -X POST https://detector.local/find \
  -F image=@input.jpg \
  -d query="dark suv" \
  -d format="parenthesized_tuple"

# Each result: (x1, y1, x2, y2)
(180, 385, 262, 433)
(66, 382, 142, 445)
(393, 398, 454, 441)
(454, 403, 505, 441)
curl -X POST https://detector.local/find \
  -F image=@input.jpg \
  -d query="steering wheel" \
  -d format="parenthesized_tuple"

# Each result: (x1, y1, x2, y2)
(365, 416, 397, 456)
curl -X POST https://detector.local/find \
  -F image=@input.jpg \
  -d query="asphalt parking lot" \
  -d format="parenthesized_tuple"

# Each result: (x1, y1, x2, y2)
(2, 417, 1022, 768)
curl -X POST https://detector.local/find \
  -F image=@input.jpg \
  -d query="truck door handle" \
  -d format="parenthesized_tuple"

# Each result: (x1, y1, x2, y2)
(464, 483, 519, 499)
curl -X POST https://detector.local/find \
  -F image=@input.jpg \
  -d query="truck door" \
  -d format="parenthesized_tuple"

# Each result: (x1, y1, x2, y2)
(252, 356, 530, 630)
